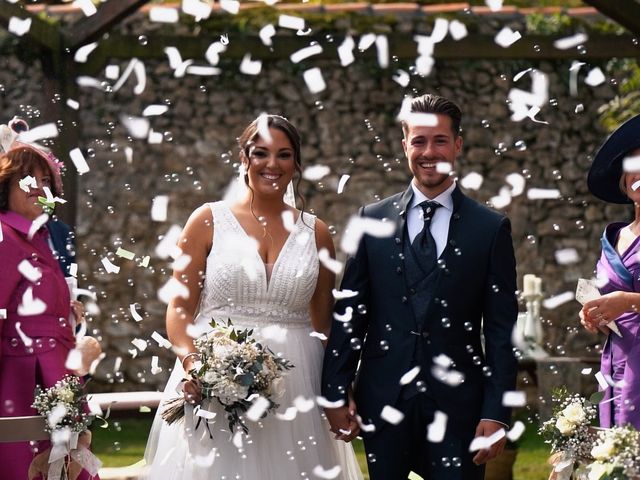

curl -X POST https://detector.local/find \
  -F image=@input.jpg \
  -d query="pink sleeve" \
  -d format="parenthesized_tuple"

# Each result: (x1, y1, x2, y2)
(0, 225, 24, 310)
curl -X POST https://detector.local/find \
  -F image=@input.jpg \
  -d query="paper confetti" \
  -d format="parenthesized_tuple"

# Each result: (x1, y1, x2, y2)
(130, 304, 143, 322)
(151, 331, 172, 349)
(485, 0, 503, 10)
(380, 405, 404, 425)
(312, 465, 342, 479)
(259, 24, 276, 47)
(469, 427, 505, 452)
(502, 391, 526, 407)
(143, 105, 169, 117)
(182, 0, 212, 20)
(554, 33, 588, 50)
(105, 65, 120, 80)
(399, 366, 421, 385)
(73, 0, 97, 16)
(318, 247, 343, 274)
(294, 396, 315, 412)
(495, 27, 521, 48)
(309, 331, 328, 341)
(220, 0, 240, 14)
(340, 216, 395, 255)
(131, 338, 147, 351)
(449, 20, 468, 41)
(276, 407, 298, 421)
(158, 277, 189, 304)
(507, 421, 525, 441)
(542, 291, 575, 309)
(15, 322, 33, 347)
(332, 288, 358, 300)
(17, 287, 46, 316)
(337, 35, 355, 67)
(8, 17, 31, 37)
(18, 123, 58, 143)
(65, 349, 83, 371)
(290, 44, 323, 64)
(392, 70, 410, 87)
(101, 258, 120, 274)
(74, 42, 98, 63)
(303, 68, 326, 94)
(150, 356, 163, 375)
(316, 396, 344, 409)
(623, 154, 640, 172)
(239, 54, 262, 75)
(18, 259, 42, 283)
(376, 35, 389, 68)
(120, 115, 150, 139)
(333, 306, 353, 323)
(261, 325, 288, 343)
(358, 33, 376, 52)
(527, 188, 561, 200)
(427, 411, 447, 442)
(66, 99, 80, 110)
(151, 195, 169, 222)
(149, 7, 179, 23)
(460, 172, 484, 190)
(279, 14, 305, 30)
(555, 248, 579, 265)
(337, 174, 350, 194)
(246, 396, 270, 421)
(115, 248, 135, 260)
(585, 67, 606, 87)
(302, 165, 331, 181)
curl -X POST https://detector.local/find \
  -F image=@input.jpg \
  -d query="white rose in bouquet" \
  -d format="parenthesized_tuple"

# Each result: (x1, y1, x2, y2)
(57, 387, 75, 403)
(587, 462, 614, 480)
(562, 402, 586, 424)
(556, 415, 576, 435)
(591, 437, 616, 461)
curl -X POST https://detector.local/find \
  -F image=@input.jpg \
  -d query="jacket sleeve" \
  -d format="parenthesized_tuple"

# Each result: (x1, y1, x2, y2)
(321, 207, 371, 403)
(480, 217, 518, 425)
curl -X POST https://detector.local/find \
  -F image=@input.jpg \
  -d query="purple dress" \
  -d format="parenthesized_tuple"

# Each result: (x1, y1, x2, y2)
(0, 211, 85, 479)
(596, 222, 640, 429)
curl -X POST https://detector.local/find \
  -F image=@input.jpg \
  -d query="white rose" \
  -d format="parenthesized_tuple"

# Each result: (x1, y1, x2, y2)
(555, 415, 576, 435)
(588, 461, 614, 480)
(591, 438, 616, 461)
(562, 403, 586, 424)
(203, 371, 217, 383)
(271, 377, 285, 399)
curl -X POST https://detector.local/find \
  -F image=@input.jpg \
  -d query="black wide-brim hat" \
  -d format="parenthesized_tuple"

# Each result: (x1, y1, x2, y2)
(588, 114, 640, 204)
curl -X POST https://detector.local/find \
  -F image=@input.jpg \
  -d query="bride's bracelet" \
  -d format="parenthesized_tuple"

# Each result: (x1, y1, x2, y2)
(181, 352, 199, 371)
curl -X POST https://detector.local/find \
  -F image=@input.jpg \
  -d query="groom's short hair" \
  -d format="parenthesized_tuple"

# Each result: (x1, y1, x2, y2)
(402, 94, 462, 138)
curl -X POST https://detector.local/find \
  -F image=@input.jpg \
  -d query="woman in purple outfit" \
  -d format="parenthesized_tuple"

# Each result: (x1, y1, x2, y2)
(0, 144, 93, 479)
(581, 113, 640, 429)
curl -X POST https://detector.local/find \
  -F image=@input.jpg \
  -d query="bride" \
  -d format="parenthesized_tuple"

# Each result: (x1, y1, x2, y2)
(143, 114, 363, 479)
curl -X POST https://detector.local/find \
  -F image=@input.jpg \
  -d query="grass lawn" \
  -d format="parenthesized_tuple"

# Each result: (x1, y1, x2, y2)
(93, 415, 551, 480)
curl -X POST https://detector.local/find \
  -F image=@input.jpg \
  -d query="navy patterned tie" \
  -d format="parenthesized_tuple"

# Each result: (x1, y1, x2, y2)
(412, 201, 441, 262)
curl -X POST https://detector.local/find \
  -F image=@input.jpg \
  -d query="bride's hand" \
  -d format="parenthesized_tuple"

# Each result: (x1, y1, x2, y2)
(183, 378, 202, 405)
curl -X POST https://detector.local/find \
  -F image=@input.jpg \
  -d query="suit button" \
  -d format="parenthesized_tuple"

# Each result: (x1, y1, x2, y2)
(401, 296, 408, 303)
(453, 213, 461, 220)
(395, 237, 401, 245)
(449, 239, 457, 247)
(444, 269, 451, 276)
(396, 267, 402, 274)
(410, 288, 416, 295)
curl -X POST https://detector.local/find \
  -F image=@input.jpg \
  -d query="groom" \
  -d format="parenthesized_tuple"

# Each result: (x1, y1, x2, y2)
(322, 94, 518, 479)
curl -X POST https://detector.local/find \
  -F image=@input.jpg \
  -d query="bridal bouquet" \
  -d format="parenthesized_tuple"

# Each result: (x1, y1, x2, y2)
(162, 319, 294, 434)
(584, 426, 640, 480)
(539, 388, 598, 479)
(30, 374, 101, 480)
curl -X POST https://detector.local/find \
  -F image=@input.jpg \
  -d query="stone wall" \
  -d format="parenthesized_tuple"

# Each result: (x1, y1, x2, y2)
(0, 16, 632, 393)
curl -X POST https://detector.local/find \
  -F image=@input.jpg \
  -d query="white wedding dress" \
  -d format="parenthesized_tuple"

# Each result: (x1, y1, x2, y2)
(143, 201, 363, 480)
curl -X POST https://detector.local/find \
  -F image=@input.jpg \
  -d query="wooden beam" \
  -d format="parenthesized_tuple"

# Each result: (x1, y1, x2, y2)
(63, 0, 150, 50)
(77, 32, 640, 76)
(583, 0, 640, 36)
(0, 1, 62, 51)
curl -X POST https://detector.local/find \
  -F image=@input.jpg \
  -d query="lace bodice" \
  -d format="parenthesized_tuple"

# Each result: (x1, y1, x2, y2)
(194, 201, 319, 327)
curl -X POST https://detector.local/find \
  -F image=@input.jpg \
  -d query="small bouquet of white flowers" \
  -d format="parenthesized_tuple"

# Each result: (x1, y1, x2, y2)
(585, 426, 640, 480)
(30, 374, 101, 480)
(162, 319, 294, 435)
(539, 388, 598, 480)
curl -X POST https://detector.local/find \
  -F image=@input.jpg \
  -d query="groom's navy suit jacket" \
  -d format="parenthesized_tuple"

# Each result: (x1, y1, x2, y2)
(322, 185, 518, 435)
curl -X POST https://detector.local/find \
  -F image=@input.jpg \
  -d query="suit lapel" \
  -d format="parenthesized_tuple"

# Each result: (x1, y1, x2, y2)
(395, 187, 414, 246)
(440, 185, 466, 262)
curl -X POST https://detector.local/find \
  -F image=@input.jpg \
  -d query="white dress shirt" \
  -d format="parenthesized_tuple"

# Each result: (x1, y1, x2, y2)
(407, 181, 456, 257)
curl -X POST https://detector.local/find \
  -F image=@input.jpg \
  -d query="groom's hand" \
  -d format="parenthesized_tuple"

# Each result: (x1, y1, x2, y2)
(472, 420, 506, 465)
(324, 403, 360, 443)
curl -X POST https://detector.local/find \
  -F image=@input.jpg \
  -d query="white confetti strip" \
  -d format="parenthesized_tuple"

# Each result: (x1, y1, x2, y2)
(581, 368, 593, 375)
(316, 396, 344, 409)
(332, 288, 358, 300)
(255, 113, 272, 144)
(68, 263, 78, 278)
(554, 33, 588, 50)
(507, 421, 525, 441)
(623, 155, 640, 172)
(303, 68, 326, 94)
(124, 146, 133, 164)
(408, 473, 424, 480)
(290, 44, 323, 64)
(17, 287, 46, 316)
(141, 256, 150, 267)
(18, 123, 58, 143)
(115, 247, 135, 260)
(151, 356, 163, 375)
(158, 277, 189, 304)
(340, 216, 395, 255)
(527, 188, 561, 200)
(155, 225, 183, 259)
(66, 99, 79, 110)
(259, 24, 276, 47)
(101, 258, 120, 274)
(186, 65, 220, 76)
(502, 390, 526, 407)
(333, 307, 353, 323)
(555, 248, 579, 265)
(204, 41, 226, 66)
(312, 465, 342, 479)
(294, 396, 315, 412)
(376, 35, 389, 68)
(195, 406, 217, 420)
(485, 0, 503, 11)
(130, 304, 143, 322)
(397, 97, 439, 127)
(302, 165, 331, 181)
(469, 427, 505, 452)
(337, 35, 355, 67)
(182, 0, 212, 20)
(105, 65, 120, 80)
(65, 348, 82, 371)
(279, 14, 304, 30)
(19, 175, 36, 192)
(194, 449, 215, 468)
(585, 67, 606, 87)
(542, 291, 574, 309)
(495, 27, 522, 48)
(220, 0, 239, 14)
(239, 53, 262, 75)
(76, 76, 102, 89)
(358, 33, 376, 51)
(490, 187, 512, 210)
(506, 173, 526, 196)
(120, 115, 150, 139)
(18, 259, 41, 283)
(151, 331, 172, 349)
(0, 309, 6, 320)
(48, 404, 67, 429)
(337, 174, 350, 194)
(380, 405, 404, 425)
(73, 0, 97, 16)
(246, 396, 270, 421)
(148, 129, 163, 144)
(309, 331, 327, 341)
(74, 42, 98, 63)
(27, 213, 48, 241)
(399, 366, 421, 385)
(131, 338, 147, 351)
(8, 17, 31, 37)
(318, 248, 343, 275)
(392, 69, 410, 87)
(149, 6, 179, 23)
(427, 411, 447, 443)
(430, 18, 449, 43)
(15, 322, 33, 347)
(460, 172, 484, 190)
(595, 371, 609, 389)
(436, 162, 452, 174)
(151, 195, 169, 222)
(276, 407, 298, 421)
(449, 20, 468, 40)
(143, 105, 169, 117)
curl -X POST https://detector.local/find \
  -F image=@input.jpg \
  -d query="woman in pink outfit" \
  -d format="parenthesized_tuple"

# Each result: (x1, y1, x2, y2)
(0, 145, 93, 479)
